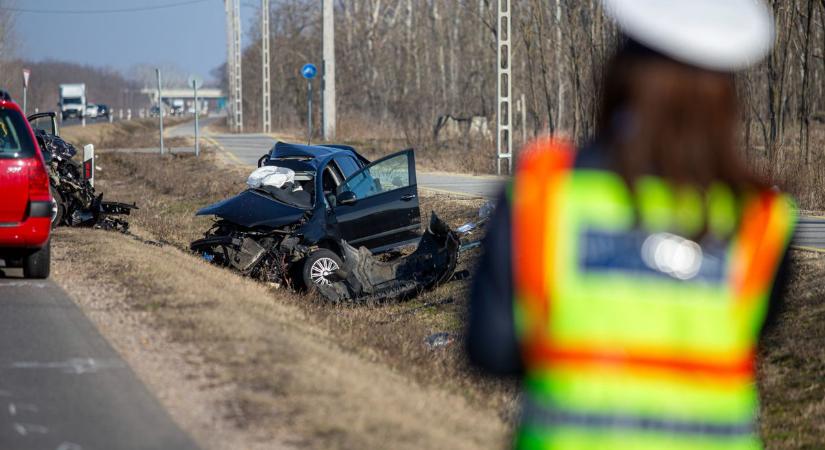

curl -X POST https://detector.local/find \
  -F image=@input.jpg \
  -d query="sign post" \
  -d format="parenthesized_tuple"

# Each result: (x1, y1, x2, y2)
(301, 63, 317, 144)
(188, 75, 203, 157)
(156, 68, 164, 155)
(21, 69, 30, 115)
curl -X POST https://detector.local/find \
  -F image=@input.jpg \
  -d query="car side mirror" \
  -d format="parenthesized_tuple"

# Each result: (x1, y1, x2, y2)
(337, 190, 357, 206)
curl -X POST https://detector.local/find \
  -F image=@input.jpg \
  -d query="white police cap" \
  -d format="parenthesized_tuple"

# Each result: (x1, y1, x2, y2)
(602, 0, 775, 71)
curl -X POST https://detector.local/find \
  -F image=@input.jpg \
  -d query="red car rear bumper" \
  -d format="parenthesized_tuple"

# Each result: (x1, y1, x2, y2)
(0, 201, 51, 248)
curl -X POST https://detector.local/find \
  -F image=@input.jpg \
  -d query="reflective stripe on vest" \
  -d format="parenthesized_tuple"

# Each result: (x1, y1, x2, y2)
(512, 139, 796, 449)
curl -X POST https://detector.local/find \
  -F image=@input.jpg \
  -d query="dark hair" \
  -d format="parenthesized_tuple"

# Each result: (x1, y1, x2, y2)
(597, 41, 762, 192)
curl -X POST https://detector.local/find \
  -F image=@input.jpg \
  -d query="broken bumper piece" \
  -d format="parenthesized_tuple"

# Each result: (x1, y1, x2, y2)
(316, 213, 460, 303)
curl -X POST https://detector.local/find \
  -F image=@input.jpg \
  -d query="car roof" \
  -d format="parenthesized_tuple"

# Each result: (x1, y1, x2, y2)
(268, 141, 370, 167)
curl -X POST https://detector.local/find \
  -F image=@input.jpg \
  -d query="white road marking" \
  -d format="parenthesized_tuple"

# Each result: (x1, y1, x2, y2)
(13, 422, 48, 435)
(11, 358, 125, 374)
(57, 443, 83, 450)
(0, 281, 49, 288)
(9, 402, 38, 416)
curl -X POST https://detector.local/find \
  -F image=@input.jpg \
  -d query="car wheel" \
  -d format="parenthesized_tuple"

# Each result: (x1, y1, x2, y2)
(50, 186, 64, 228)
(22, 240, 50, 279)
(302, 249, 342, 288)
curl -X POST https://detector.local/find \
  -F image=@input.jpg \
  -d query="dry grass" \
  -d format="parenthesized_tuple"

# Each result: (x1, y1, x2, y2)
(758, 250, 825, 448)
(60, 117, 190, 150)
(54, 129, 825, 448)
(51, 227, 508, 449)
(65, 147, 517, 448)
(93, 148, 516, 410)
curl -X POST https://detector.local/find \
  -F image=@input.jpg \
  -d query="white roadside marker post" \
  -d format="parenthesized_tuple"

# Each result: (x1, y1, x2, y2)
(82, 144, 95, 188)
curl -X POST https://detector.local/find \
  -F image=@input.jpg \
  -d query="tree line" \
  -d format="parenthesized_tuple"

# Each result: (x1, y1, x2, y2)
(236, 0, 822, 168)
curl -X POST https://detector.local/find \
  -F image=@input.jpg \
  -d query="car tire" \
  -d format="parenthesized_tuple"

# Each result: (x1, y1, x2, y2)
(302, 249, 343, 289)
(50, 186, 64, 228)
(22, 240, 50, 279)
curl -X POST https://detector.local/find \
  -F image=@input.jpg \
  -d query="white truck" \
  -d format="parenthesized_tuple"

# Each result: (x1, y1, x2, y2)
(59, 83, 86, 121)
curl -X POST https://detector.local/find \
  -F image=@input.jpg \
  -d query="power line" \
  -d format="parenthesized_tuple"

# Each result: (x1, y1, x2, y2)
(0, 0, 209, 15)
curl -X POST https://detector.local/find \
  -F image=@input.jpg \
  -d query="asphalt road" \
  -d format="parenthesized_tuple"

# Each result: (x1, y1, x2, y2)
(0, 272, 198, 450)
(203, 131, 504, 198)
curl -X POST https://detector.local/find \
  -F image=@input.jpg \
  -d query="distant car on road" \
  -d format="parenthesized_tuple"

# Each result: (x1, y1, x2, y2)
(0, 91, 52, 278)
(149, 106, 161, 118)
(85, 103, 99, 119)
(96, 104, 109, 119)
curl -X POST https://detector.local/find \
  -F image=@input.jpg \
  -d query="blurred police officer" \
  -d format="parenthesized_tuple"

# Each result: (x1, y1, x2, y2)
(468, 0, 795, 448)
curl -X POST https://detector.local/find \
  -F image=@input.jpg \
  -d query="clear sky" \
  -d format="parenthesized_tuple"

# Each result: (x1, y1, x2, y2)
(12, 0, 258, 83)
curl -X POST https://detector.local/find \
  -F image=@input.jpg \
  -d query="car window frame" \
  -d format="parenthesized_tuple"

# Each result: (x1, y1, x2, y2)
(0, 108, 36, 159)
(332, 155, 362, 179)
(336, 149, 414, 201)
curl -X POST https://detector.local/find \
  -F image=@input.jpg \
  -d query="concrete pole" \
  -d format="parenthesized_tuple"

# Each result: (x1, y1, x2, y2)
(261, 0, 271, 134)
(307, 80, 313, 144)
(322, 0, 336, 140)
(496, 0, 512, 175)
(194, 81, 200, 157)
(22, 86, 27, 115)
(156, 68, 165, 155)
(224, 0, 235, 131)
(232, 0, 243, 132)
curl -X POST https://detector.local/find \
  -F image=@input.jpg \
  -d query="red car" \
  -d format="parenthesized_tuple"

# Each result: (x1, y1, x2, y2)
(0, 92, 51, 278)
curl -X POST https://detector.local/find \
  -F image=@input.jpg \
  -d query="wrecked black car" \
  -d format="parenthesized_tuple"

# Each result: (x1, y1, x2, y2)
(28, 112, 136, 230)
(191, 141, 461, 301)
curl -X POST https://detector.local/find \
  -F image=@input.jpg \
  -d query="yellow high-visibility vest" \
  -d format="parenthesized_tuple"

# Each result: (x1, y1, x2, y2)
(512, 138, 795, 449)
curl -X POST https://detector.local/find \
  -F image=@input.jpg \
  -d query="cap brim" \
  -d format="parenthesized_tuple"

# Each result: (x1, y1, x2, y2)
(602, 0, 775, 71)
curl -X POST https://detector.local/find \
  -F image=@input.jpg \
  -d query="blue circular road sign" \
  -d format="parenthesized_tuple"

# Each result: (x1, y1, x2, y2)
(301, 63, 317, 80)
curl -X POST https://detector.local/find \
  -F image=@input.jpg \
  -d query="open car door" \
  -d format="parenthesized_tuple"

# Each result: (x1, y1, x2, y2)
(28, 112, 59, 137)
(333, 149, 421, 252)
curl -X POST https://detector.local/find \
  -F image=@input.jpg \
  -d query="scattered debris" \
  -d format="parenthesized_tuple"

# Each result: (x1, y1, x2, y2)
(31, 112, 136, 231)
(424, 332, 454, 349)
(316, 214, 460, 303)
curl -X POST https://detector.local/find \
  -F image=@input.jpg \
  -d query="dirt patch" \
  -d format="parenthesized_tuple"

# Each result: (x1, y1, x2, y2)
(51, 227, 508, 449)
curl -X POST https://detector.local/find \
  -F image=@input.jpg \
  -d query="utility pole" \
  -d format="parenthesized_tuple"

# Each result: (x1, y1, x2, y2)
(156, 68, 165, 155)
(232, 0, 243, 132)
(555, 0, 564, 133)
(496, 0, 512, 175)
(224, 0, 235, 131)
(322, 0, 336, 140)
(261, 0, 271, 134)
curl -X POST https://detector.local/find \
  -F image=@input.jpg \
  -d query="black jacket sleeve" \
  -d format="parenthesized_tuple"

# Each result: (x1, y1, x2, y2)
(467, 191, 523, 376)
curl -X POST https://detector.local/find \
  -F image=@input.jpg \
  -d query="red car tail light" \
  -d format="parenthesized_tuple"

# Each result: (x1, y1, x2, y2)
(27, 160, 50, 200)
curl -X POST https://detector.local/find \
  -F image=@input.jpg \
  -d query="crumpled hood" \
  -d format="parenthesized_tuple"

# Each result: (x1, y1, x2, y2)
(196, 189, 306, 229)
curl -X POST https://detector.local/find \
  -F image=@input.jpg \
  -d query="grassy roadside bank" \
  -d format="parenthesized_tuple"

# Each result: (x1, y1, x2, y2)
(60, 117, 190, 149)
(49, 147, 515, 448)
(51, 227, 508, 449)
(48, 128, 825, 447)
(92, 148, 516, 408)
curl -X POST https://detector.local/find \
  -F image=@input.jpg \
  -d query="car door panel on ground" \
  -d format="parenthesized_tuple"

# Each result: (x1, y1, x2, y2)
(333, 149, 421, 250)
